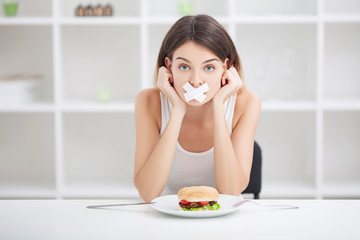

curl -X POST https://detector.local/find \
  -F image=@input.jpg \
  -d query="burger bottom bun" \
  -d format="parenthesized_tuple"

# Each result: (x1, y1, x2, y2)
(177, 186, 219, 202)
(178, 206, 213, 211)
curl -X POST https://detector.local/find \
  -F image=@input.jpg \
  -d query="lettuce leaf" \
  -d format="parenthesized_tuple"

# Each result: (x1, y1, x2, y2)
(182, 203, 220, 211)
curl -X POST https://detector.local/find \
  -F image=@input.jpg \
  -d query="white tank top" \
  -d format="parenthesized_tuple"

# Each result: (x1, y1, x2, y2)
(160, 92, 237, 195)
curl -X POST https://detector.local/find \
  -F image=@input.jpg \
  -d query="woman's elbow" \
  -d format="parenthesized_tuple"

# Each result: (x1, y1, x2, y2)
(140, 192, 157, 203)
(225, 176, 250, 196)
(134, 180, 160, 203)
(136, 187, 157, 203)
(218, 188, 242, 196)
(239, 174, 250, 193)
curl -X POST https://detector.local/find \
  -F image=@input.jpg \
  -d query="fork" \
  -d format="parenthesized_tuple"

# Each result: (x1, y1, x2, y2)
(233, 200, 299, 209)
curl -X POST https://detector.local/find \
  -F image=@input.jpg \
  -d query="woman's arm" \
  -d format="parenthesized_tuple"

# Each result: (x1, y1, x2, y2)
(134, 89, 185, 202)
(212, 90, 261, 195)
(211, 67, 261, 195)
(134, 67, 186, 202)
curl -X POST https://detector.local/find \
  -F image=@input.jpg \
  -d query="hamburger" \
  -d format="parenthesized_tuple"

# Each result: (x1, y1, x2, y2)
(177, 186, 220, 211)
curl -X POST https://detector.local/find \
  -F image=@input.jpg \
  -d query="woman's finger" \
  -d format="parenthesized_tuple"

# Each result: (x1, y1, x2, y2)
(225, 68, 236, 84)
(221, 71, 228, 87)
(228, 67, 243, 88)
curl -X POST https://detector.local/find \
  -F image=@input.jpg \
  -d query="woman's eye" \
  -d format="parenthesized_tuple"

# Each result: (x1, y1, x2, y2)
(205, 66, 215, 72)
(179, 65, 189, 71)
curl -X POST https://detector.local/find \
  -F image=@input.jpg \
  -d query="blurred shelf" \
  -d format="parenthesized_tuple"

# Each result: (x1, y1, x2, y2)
(261, 100, 316, 111)
(146, 16, 230, 25)
(322, 181, 360, 198)
(0, 17, 53, 25)
(61, 101, 134, 112)
(0, 184, 56, 199)
(234, 15, 317, 24)
(4, 15, 348, 26)
(261, 100, 360, 111)
(1, 15, 358, 27)
(261, 181, 317, 199)
(62, 184, 139, 199)
(59, 17, 141, 25)
(0, 103, 54, 112)
(0, 184, 140, 199)
(323, 15, 360, 23)
(323, 100, 360, 111)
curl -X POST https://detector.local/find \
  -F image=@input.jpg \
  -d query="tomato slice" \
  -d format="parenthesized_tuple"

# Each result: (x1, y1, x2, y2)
(198, 201, 209, 206)
(180, 199, 191, 205)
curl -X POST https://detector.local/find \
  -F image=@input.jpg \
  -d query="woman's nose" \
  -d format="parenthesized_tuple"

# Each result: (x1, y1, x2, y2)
(189, 70, 203, 88)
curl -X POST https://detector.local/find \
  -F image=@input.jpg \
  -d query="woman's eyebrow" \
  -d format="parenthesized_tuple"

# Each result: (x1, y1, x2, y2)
(202, 58, 219, 64)
(175, 57, 219, 64)
(175, 57, 191, 63)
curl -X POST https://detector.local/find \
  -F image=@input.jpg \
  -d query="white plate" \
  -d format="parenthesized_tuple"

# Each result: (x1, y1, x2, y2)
(151, 194, 244, 218)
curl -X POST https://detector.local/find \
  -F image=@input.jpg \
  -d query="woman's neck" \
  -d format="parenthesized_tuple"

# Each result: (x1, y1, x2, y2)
(183, 102, 213, 126)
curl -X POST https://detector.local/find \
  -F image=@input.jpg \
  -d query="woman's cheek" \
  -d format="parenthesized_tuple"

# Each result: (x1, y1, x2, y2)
(173, 82, 187, 100)
(208, 85, 220, 98)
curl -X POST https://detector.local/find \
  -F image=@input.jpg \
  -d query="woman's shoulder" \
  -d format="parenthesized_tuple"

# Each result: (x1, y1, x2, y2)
(233, 89, 262, 127)
(236, 89, 261, 109)
(135, 88, 162, 127)
(136, 88, 161, 105)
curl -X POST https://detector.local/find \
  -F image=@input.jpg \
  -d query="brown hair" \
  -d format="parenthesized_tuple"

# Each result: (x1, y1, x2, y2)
(154, 14, 244, 88)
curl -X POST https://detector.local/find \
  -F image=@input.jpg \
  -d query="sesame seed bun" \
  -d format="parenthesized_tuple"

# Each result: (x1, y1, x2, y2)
(177, 186, 219, 202)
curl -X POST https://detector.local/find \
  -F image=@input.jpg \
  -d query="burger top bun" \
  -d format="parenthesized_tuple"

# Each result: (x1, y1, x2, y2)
(177, 186, 219, 202)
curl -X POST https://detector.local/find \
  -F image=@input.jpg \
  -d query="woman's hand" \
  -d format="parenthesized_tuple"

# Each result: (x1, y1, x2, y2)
(212, 66, 243, 106)
(157, 66, 186, 115)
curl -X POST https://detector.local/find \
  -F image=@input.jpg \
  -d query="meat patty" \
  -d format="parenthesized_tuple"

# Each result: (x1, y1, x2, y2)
(179, 201, 217, 209)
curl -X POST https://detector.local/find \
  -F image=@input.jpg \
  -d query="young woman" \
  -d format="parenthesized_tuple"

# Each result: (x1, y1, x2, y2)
(134, 15, 261, 202)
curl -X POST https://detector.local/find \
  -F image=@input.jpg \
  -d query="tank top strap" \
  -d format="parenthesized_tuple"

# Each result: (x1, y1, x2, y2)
(224, 93, 237, 135)
(160, 92, 171, 135)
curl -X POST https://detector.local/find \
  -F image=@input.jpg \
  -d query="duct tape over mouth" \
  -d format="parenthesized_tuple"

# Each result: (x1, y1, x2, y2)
(182, 82, 209, 103)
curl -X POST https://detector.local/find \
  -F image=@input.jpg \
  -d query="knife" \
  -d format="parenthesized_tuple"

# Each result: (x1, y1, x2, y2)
(87, 202, 156, 209)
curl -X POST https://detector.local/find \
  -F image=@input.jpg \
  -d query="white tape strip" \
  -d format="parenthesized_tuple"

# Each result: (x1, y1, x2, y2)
(182, 82, 209, 103)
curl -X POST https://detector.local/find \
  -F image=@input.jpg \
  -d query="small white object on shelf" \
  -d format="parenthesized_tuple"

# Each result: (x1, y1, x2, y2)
(0, 74, 43, 106)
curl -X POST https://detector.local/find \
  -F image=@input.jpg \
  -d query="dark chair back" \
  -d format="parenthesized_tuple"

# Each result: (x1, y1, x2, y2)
(242, 141, 262, 199)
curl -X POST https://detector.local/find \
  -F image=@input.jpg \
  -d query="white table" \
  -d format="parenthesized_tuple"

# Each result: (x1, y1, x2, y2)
(0, 199, 359, 240)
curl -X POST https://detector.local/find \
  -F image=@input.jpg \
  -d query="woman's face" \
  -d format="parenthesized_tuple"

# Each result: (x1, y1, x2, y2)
(166, 41, 228, 106)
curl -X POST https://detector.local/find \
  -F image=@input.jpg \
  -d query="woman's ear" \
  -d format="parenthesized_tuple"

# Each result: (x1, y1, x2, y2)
(223, 58, 230, 71)
(164, 57, 174, 85)
(165, 57, 172, 71)
(221, 58, 230, 87)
